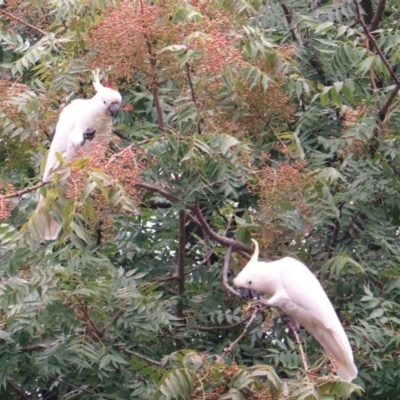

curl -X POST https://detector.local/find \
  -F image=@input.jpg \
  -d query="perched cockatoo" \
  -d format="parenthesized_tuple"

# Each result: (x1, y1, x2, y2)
(233, 240, 358, 382)
(35, 69, 122, 241)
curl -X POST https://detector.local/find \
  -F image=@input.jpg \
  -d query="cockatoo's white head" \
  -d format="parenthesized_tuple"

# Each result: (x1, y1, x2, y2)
(92, 69, 122, 117)
(233, 239, 268, 297)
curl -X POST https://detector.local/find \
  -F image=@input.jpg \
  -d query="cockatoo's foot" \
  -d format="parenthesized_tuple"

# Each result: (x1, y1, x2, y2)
(281, 314, 300, 333)
(81, 128, 96, 145)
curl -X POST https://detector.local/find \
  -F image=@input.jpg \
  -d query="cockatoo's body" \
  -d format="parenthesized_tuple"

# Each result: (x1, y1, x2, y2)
(36, 70, 122, 240)
(233, 240, 357, 382)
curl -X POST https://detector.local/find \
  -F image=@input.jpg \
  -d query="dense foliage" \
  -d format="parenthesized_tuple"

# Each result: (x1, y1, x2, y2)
(1, 0, 400, 398)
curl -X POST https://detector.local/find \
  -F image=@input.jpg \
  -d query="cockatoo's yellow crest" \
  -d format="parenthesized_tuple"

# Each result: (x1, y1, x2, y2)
(92, 68, 103, 92)
(250, 239, 259, 264)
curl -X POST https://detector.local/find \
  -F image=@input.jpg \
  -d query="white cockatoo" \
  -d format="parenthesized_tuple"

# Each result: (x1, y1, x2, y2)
(35, 69, 122, 240)
(233, 240, 358, 382)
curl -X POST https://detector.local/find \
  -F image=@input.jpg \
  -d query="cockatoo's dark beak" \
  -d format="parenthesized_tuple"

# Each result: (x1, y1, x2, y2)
(239, 288, 259, 299)
(107, 102, 120, 117)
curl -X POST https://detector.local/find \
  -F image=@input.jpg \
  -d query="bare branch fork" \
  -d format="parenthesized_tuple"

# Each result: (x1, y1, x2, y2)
(135, 183, 254, 255)
(369, 0, 387, 32)
(353, 0, 400, 121)
(191, 202, 254, 255)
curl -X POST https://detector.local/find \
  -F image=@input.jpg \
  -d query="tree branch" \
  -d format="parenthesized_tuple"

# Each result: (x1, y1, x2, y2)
(114, 345, 162, 367)
(379, 85, 400, 121)
(18, 341, 57, 353)
(222, 246, 241, 297)
(185, 62, 197, 107)
(191, 202, 253, 255)
(354, 0, 400, 121)
(152, 86, 165, 132)
(288, 321, 309, 374)
(360, 0, 374, 24)
(0, 9, 47, 36)
(354, 0, 399, 84)
(135, 181, 178, 202)
(113, 129, 129, 140)
(369, 0, 386, 31)
(175, 209, 186, 350)
(1, 181, 49, 200)
(144, 34, 165, 132)
(185, 62, 201, 134)
(281, 3, 302, 44)
(268, 123, 296, 161)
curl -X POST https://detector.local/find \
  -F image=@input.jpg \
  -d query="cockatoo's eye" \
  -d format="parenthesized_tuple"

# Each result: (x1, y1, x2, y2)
(103, 100, 106, 105)
(248, 281, 252, 285)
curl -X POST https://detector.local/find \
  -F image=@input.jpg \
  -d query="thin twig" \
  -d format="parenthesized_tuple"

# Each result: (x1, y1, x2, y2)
(186, 62, 197, 107)
(183, 252, 213, 276)
(196, 317, 251, 332)
(0, 9, 47, 35)
(1, 181, 49, 200)
(66, 294, 103, 340)
(51, 375, 97, 396)
(256, 298, 309, 374)
(185, 62, 201, 134)
(157, 252, 213, 282)
(114, 345, 162, 367)
(281, 3, 303, 44)
(268, 124, 296, 161)
(100, 299, 129, 336)
(218, 308, 258, 359)
(152, 86, 165, 131)
(144, 33, 165, 132)
(222, 246, 241, 297)
(175, 209, 186, 350)
(287, 321, 309, 374)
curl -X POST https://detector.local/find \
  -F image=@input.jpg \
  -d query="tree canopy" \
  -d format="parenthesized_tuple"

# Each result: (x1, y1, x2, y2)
(1, 0, 400, 398)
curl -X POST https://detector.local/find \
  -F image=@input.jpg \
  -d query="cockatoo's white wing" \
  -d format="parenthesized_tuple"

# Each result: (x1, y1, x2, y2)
(42, 99, 93, 180)
(270, 258, 357, 381)
(37, 100, 96, 240)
